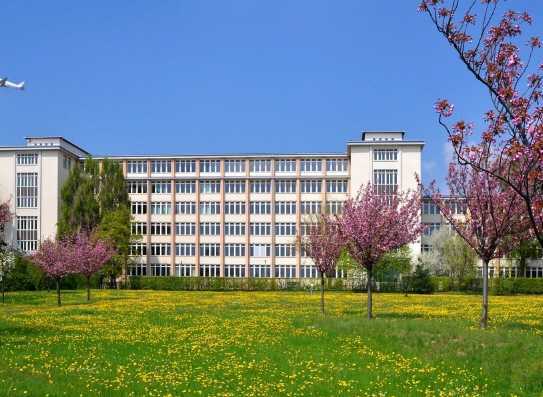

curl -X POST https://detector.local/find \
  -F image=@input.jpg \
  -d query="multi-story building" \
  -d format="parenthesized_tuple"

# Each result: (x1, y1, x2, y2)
(0, 131, 426, 278)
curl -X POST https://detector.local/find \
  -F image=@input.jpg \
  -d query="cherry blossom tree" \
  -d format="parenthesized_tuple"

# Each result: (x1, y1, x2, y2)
(0, 248, 16, 303)
(0, 200, 12, 245)
(430, 161, 529, 328)
(70, 232, 115, 301)
(303, 214, 344, 315)
(340, 184, 423, 319)
(31, 239, 76, 306)
(419, 1, 543, 249)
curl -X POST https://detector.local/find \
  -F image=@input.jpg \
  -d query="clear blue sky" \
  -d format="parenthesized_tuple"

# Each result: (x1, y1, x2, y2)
(1, 1, 542, 185)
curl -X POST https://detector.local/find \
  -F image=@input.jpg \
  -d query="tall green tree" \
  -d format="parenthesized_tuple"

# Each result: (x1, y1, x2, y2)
(508, 239, 541, 277)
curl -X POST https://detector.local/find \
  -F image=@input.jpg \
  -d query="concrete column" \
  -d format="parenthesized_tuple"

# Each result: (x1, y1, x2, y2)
(195, 160, 201, 277)
(270, 159, 276, 278)
(321, 159, 327, 214)
(245, 160, 250, 278)
(171, 159, 176, 277)
(295, 159, 301, 279)
(219, 160, 225, 277)
(146, 160, 151, 276)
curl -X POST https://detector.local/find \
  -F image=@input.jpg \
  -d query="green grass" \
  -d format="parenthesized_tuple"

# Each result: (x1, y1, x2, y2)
(1, 290, 542, 396)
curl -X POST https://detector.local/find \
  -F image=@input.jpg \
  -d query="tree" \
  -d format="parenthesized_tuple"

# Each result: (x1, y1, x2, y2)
(303, 214, 344, 315)
(0, 200, 12, 245)
(430, 161, 529, 328)
(340, 184, 423, 319)
(0, 247, 16, 303)
(97, 205, 137, 287)
(508, 239, 541, 277)
(31, 239, 76, 306)
(373, 245, 413, 283)
(442, 233, 477, 287)
(419, 1, 543, 249)
(70, 232, 115, 301)
(410, 263, 435, 294)
(420, 228, 451, 276)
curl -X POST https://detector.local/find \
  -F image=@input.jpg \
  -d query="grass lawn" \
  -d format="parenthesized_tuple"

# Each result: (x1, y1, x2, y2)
(1, 290, 542, 396)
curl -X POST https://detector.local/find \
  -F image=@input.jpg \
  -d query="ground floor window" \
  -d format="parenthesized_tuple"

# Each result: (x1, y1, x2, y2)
(200, 264, 220, 277)
(150, 263, 170, 276)
(225, 264, 245, 278)
(526, 267, 543, 278)
(17, 216, 38, 252)
(251, 264, 271, 278)
(176, 263, 195, 277)
(275, 265, 296, 278)
(301, 265, 318, 278)
(129, 264, 147, 276)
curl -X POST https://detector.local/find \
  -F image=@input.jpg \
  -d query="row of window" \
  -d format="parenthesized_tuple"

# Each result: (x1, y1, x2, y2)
(131, 200, 341, 215)
(129, 264, 346, 278)
(127, 179, 348, 194)
(132, 221, 300, 236)
(127, 159, 349, 174)
(129, 243, 298, 257)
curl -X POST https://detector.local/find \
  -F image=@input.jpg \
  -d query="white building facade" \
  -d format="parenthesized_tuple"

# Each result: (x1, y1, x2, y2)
(0, 132, 426, 278)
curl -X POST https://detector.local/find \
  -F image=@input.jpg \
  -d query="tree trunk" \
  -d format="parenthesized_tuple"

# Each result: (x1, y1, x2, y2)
(367, 266, 373, 319)
(56, 278, 61, 307)
(1, 276, 5, 304)
(86, 276, 91, 302)
(320, 273, 325, 315)
(480, 260, 489, 329)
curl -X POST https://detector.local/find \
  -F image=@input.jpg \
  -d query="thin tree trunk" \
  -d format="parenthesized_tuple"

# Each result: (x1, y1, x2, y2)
(2, 277, 5, 304)
(56, 278, 61, 307)
(320, 273, 325, 315)
(480, 259, 489, 329)
(367, 266, 373, 319)
(86, 276, 91, 302)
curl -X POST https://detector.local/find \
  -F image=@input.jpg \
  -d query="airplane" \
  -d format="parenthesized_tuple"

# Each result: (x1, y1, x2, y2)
(0, 77, 25, 90)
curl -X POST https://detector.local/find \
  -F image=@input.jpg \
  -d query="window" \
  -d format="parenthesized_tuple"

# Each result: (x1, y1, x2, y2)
(422, 201, 439, 215)
(200, 222, 220, 235)
(201, 160, 220, 173)
(127, 180, 148, 194)
(301, 159, 322, 172)
(16, 216, 37, 252)
(176, 222, 196, 235)
(176, 243, 196, 256)
(326, 201, 344, 215)
(176, 263, 195, 277)
(224, 222, 245, 236)
(225, 264, 245, 277)
(225, 180, 245, 193)
(422, 243, 432, 253)
(275, 223, 296, 236)
(374, 149, 398, 161)
(326, 180, 348, 193)
(129, 243, 147, 256)
(301, 223, 317, 236)
(275, 244, 296, 257)
(131, 222, 147, 236)
(446, 200, 466, 215)
(176, 201, 196, 214)
(250, 160, 271, 173)
(275, 159, 296, 173)
(250, 201, 271, 214)
(129, 264, 147, 276)
(150, 222, 171, 235)
(276, 180, 296, 193)
(250, 180, 271, 193)
(301, 201, 321, 214)
(131, 201, 147, 215)
(151, 160, 171, 174)
(200, 244, 220, 256)
(200, 264, 220, 277)
(16, 173, 38, 208)
(276, 265, 296, 278)
(301, 180, 322, 193)
(423, 223, 441, 236)
(176, 181, 196, 194)
(151, 181, 172, 194)
(127, 160, 147, 174)
(224, 201, 246, 215)
(301, 265, 318, 278)
(250, 244, 271, 257)
(373, 169, 398, 195)
(200, 180, 221, 194)
(16, 153, 38, 165)
(250, 264, 271, 277)
(150, 263, 170, 276)
(225, 244, 245, 257)
(224, 159, 245, 173)
(150, 243, 171, 256)
(176, 160, 196, 173)
(326, 159, 348, 172)
(275, 201, 296, 215)
(63, 156, 72, 169)
(151, 202, 171, 215)
(250, 222, 271, 236)
(200, 201, 220, 215)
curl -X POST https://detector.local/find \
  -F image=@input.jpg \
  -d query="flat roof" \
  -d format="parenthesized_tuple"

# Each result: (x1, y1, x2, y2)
(24, 136, 90, 155)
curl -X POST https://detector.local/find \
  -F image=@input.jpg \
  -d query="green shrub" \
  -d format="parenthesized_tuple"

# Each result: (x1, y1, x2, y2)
(409, 264, 434, 294)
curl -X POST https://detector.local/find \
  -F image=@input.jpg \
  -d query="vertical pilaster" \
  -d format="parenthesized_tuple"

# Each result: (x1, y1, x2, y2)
(219, 160, 225, 277)
(321, 159, 327, 214)
(146, 160, 151, 276)
(171, 159, 176, 277)
(195, 160, 201, 277)
(244, 159, 250, 278)
(295, 159, 301, 279)
(122, 160, 127, 279)
(270, 159, 276, 278)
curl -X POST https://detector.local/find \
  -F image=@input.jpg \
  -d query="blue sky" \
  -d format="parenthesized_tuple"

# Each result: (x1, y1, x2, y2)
(1, 1, 542, 185)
